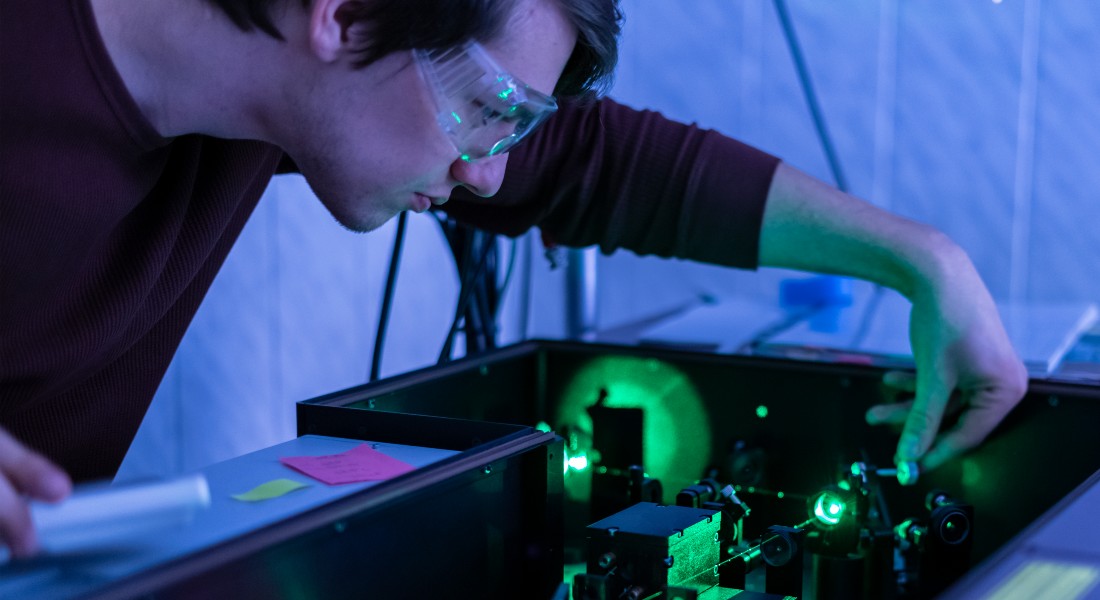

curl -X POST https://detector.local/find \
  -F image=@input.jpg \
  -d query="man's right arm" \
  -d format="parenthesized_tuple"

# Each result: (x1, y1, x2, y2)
(757, 162, 1028, 470)
(0, 426, 71, 558)
(446, 97, 1027, 471)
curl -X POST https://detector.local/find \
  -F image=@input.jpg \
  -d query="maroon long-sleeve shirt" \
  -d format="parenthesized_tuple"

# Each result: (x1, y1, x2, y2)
(0, 0, 779, 480)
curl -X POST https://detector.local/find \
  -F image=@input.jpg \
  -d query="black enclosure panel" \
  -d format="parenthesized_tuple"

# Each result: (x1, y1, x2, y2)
(300, 340, 1100, 564)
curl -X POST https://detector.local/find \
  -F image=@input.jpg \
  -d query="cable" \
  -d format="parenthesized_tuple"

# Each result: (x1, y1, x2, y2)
(463, 230, 488, 355)
(773, 1, 897, 352)
(480, 233, 500, 349)
(438, 234, 496, 364)
(430, 210, 509, 362)
(773, 0, 849, 192)
(468, 231, 495, 354)
(492, 237, 520, 327)
(736, 303, 826, 354)
(518, 234, 532, 340)
(369, 211, 408, 382)
(463, 236, 495, 354)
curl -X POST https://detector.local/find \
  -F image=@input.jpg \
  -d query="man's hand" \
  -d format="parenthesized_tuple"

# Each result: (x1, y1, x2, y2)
(864, 270, 1028, 471)
(0, 426, 72, 557)
(758, 162, 1028, 472)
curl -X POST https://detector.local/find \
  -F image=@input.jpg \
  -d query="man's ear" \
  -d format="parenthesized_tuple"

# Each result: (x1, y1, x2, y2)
(308, 0, 359, 63)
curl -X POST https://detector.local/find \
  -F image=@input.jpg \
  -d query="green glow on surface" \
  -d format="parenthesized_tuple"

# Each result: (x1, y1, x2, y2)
(813, 492, 846, 527)
(850, 462, 862, 476)
(563, 562, 587, 586)
(755, 405, 768, 419)
(498, 88, 514, 100)
(777, 491, 785, 499)
(451, 111, 462, 124)
(837, 480, 851, 491)
(460, 154, 471, 162)
(568, 455, 589, 471)
(535, 421, 552, 433)
(554, 356, 709, 501)
(961, 459, 983, 487)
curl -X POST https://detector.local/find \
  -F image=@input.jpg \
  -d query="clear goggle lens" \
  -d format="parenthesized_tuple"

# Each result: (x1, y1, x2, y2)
(414, 42, 558, 162)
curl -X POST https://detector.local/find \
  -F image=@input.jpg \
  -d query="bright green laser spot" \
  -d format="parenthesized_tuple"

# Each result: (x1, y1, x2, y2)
(451, 112, 462, 124)
(563, 446, 589, 475)
(755, 405, 768, 419)
(850, 462, 862, 476)
(813, 493, 846, 527)
(535, 421, 552, 433)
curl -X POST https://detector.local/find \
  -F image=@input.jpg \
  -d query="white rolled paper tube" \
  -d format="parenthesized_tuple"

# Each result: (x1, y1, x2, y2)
(30, 473, 211, 552)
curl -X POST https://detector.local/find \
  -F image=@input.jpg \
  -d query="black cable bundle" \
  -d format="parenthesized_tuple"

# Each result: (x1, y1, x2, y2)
(368, 210, 521, 382)
(434, 214, 501, 364)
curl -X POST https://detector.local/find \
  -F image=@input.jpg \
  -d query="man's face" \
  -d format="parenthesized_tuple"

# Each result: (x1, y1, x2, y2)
(288, 0, 577, 232)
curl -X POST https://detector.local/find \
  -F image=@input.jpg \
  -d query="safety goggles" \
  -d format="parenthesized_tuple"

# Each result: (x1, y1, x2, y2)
(414, 41, 558, 162)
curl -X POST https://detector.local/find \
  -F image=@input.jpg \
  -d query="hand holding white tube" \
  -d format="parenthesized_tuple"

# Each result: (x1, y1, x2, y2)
(0, 425, 72, 558)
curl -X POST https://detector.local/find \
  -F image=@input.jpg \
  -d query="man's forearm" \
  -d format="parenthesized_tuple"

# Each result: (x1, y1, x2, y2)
(758, 161, 974, 303)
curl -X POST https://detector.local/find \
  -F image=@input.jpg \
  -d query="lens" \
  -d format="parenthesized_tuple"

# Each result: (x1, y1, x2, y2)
(415, 42, 557, 163)
(761, 531, 796, 567)
(812, 492, 846, 527)
(936, 510, 970, 545)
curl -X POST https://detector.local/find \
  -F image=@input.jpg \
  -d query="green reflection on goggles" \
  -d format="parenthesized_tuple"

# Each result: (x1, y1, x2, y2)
(414, 41, 558, 162)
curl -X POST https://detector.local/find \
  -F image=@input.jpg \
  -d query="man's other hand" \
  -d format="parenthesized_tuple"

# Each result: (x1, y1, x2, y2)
(0, 426, 72, 558)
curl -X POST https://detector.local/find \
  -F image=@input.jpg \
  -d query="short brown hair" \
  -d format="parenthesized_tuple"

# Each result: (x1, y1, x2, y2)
(205, 0, 622, 97)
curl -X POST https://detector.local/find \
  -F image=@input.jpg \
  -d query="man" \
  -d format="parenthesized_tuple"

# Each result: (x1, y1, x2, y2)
(0, 0, 1026, 557)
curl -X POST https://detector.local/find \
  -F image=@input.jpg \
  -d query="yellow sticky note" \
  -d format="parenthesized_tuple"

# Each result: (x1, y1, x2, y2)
(231, 478, 310, 502)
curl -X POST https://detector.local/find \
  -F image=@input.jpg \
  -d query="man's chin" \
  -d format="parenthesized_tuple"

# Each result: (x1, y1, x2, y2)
(307, 181, 397, 233)
(328, 208, 400, 234)
(316, 195, 398, 233)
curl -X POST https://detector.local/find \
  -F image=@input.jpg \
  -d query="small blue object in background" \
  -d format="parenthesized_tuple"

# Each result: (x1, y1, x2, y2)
(779, 276, 854, 333)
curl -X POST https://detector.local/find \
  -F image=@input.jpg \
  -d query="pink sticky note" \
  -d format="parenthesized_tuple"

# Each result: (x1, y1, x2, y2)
(280, 444, 416, 485)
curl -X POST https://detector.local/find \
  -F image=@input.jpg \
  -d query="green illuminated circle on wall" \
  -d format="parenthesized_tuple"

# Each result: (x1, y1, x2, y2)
(554, 356, 711, 500)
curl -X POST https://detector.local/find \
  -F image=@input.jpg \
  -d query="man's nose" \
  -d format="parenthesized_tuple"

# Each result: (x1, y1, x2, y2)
(450, 154, 508, 197)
